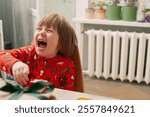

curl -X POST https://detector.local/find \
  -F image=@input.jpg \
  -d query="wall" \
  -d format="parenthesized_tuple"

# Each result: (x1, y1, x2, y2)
(44, 0, 76, 25)
(75, 0, 150, 70)
(76, 0, 88, 17)
(145, 0, 150, 8)
(76, 0, 150, 18)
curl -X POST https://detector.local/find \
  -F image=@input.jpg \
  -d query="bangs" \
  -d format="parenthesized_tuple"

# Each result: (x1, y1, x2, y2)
(37, 13, 61, 30)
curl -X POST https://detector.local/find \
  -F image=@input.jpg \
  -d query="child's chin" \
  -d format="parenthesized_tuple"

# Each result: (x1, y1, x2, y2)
(36, 50, 45, 57)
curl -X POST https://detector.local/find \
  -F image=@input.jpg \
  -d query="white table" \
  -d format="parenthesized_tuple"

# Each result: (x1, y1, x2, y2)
(50, 88, 116, 100)
(0, 79, 116, 100)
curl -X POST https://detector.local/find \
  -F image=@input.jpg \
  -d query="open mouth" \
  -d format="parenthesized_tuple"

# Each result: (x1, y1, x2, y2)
(37, 40, 47, 48)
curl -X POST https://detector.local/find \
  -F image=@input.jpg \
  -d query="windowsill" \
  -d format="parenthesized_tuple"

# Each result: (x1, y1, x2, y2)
(73, 17, 150, 28)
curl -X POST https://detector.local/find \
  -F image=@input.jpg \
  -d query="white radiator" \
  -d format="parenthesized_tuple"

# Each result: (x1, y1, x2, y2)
(84, 30, 150, 84)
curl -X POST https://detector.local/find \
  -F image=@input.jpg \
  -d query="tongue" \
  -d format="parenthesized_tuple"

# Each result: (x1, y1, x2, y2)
(39, 44, 46, 48)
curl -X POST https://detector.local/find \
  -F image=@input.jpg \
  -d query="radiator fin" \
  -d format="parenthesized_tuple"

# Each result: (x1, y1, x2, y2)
(84, 30, 150, 84)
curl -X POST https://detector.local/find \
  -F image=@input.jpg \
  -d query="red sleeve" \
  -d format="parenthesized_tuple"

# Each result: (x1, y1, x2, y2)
(0, 45, 34, 75)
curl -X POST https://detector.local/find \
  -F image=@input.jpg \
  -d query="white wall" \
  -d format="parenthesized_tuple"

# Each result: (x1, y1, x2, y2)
(76, 0, 88, 17)
(145, 0, 150, 8)
(75, 0, 150, 18)
(44, 0, 75, 23)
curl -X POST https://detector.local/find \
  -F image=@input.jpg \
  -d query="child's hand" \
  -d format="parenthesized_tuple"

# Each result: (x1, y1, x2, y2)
(12, 61, 29, 86)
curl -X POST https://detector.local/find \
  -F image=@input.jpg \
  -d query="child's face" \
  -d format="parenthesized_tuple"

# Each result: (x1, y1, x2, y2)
(34, 25, 59, 58)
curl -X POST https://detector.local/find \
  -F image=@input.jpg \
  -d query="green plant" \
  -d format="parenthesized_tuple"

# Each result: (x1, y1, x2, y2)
(143, 8, 150, 22)
(144, 8, 150, 13)
(95, 1, 106, 9)
(125, 0, 136, 6)
(144, 8, 150, 17)
(108, 0, 119, 6)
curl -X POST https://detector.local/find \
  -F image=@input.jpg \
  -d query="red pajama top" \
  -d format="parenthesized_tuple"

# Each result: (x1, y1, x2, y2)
(0, 45, 75, 91)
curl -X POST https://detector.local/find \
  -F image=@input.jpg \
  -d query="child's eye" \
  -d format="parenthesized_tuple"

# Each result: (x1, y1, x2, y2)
(46, 29, 53, 33)
(36, 27, 42, 31)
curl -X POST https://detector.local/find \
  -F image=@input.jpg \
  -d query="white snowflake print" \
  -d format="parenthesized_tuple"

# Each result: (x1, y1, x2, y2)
(57, 62, 64, 65)
(16, 50, 21, 52)
(34, 54, 37, 60)
(28, 48, 31, 51)
(15, 54, 18, 58)
(71, 75, 74, 80)
(6, 52, 10, 55)
(55, 76, 57, 80)
(44, 60, 47, 65)
(40, 70, 44, 76)
(2, 66, 6, 71)
(27, 61, 30, 64)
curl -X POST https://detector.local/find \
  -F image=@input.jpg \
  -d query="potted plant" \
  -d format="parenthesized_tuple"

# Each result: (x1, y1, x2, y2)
(136, 0, 145, 22)
(121, 0, 138, 21)
(94, 1, 106, 19)
(106, 0, 121, 20)
(85, 0, 95, 19)
(144, 8, 150, 22)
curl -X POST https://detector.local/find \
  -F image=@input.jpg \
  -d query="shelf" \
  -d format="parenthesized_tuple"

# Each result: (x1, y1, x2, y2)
(73, 17, 150, 28)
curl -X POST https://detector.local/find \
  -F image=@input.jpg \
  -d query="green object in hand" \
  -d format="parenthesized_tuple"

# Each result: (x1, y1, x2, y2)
(0, 81, 54, 100)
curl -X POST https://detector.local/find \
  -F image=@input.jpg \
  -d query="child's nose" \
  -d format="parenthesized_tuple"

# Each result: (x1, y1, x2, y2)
(39, 30, 46, 36)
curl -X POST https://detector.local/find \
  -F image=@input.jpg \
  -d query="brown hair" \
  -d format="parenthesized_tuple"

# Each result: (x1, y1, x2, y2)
(37, 13, 78, 58)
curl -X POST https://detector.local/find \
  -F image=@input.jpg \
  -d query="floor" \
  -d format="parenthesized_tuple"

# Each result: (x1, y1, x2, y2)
(83, 75, 150, 100)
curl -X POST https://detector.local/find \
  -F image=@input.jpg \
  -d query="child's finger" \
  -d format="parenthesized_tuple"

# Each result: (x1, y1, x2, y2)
(23, 67, 29, 81)
(15, 75, 25, 86)
(14, 69, 27, 86)
(18, 68, 28, 85)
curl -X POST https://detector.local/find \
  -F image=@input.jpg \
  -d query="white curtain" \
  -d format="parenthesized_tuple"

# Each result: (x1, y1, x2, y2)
(12, 0, 33, 48)
(0, 0, 33, 49)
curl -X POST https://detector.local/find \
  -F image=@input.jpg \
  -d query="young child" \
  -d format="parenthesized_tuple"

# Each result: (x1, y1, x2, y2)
(0, 13, 83, 92)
